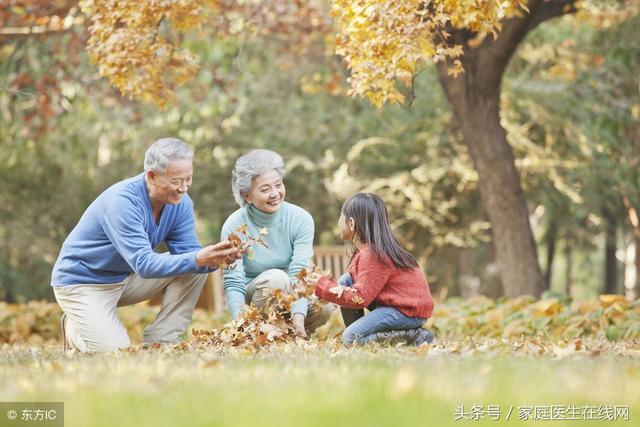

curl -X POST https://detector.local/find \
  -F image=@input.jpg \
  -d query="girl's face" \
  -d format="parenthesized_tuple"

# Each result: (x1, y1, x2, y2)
(338, 213, 355, 241)
(244, 169, 286, 214)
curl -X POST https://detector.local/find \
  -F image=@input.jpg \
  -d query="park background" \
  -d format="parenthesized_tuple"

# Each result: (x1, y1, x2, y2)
(0, 1, 639, 426)
(1, 1, 639, 305)
(0, 1, 640, 302)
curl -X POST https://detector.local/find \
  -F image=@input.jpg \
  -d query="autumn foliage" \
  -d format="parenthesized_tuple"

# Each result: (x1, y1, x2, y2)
(76, 0, 534, 108)
(331, 0, 528, 106)
(80, 0, 216, 107)
(80, 0, 328, 106)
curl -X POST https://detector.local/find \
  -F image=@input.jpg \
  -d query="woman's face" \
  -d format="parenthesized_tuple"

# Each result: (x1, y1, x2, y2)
(244, 169, 286, 213)
(338, 213, 355, 241)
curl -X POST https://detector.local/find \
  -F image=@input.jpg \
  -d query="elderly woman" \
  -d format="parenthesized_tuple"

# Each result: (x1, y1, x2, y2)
(221, 149, 335, 336)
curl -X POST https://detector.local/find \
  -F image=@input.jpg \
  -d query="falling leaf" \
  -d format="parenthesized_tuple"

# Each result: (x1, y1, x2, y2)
(255, 238, 269, 249)
(329, 286, 345, 298)
(235, 224, 249, 234)
(351, 294, 365, 305)
(296, 268, 308, 282)
(227, 232, 242, 248)
(259, 323, 284, 341)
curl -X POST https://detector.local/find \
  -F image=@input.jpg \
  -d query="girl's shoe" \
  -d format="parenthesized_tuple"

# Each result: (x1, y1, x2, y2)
(413, 328, 434, 345)
(367, 328, 434, 346)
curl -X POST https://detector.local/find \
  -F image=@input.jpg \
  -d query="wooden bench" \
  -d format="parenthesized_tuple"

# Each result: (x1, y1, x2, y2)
(148, 245, 350, 316)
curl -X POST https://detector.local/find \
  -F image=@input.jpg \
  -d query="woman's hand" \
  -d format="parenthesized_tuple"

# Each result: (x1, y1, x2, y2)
(196, 240, 244, 268)
(292, 313, 307, 338)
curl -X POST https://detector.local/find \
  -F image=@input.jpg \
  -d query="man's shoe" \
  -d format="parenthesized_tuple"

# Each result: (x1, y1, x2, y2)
(61, 313, 81, 351)
(61, 313, 71, 351)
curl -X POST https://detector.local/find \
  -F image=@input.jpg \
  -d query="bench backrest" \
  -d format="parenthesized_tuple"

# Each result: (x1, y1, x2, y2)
(312, 245, 350, 279)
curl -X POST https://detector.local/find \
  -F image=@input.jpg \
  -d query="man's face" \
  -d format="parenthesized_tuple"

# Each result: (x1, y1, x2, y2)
(148, 159, 193, 205)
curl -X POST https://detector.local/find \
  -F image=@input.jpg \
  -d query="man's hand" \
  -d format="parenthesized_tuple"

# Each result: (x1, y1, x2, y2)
(292, 313, 307, 338)
(196, 240, 243, 269)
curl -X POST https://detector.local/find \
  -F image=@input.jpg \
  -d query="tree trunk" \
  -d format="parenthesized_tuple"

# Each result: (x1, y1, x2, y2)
(623, 236, 639, 300)
(458, 248, 479, 298)
(565, 242, 573, 296)
(635, 236, 640, 299)
(435, 0, 576, 297)
(604, 212, 619, 294)
(451, 87, 544, 298)
(544, 218, 557, 290)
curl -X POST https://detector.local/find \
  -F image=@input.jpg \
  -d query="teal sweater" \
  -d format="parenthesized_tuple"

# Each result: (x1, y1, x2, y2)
(221, 202, 314, 320)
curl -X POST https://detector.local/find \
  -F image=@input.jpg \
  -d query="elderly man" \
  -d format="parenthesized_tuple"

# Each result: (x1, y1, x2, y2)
(51, 138, 242, 352)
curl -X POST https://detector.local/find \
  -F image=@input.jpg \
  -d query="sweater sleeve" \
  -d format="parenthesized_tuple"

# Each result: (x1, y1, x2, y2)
(100, 195, 200, 278)
(221, 215, 247, 320)
(288, 210, 314, 317)
(315, 250, 391, 309)
(165, 197, 215, 274)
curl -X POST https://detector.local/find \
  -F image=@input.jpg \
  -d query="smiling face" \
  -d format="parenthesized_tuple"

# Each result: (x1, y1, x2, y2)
(244, 169, 285, 214)
(147, 159, 193, 206)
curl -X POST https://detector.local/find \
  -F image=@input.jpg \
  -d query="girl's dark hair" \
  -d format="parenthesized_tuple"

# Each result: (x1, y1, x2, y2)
(342, 192, 418, 270)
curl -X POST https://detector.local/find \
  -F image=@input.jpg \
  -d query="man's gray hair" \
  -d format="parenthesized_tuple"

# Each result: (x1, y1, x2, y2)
(232, 149, 285, 207)
(144, 138, 193, 173)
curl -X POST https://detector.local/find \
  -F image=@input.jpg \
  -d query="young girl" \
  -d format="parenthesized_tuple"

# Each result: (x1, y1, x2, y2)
(311, 192, 435, 346)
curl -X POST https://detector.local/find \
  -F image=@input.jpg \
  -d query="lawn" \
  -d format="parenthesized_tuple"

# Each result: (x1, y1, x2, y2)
(2, 341, 639, 427)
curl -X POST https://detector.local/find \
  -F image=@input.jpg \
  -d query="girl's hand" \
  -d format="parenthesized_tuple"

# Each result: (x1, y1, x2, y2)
(338, 272, 353, 287)
(306, 271, 323, 286)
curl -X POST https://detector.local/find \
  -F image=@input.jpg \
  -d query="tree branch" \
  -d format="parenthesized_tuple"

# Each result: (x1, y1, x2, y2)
(0, 16, 83, 41)
(525, 0, 578, 32)
(455, 0, 579, 90)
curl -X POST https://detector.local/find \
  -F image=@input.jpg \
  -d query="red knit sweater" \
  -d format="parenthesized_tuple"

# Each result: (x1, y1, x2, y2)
(314, 246, 434, 319)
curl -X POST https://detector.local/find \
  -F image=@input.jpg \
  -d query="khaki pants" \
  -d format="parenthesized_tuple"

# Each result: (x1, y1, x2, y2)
(53, 273, 206, 352)
(245, 269, 336, 333)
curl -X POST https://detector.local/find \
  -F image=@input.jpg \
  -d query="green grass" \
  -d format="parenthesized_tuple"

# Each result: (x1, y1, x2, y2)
(1, 343, 639, 427)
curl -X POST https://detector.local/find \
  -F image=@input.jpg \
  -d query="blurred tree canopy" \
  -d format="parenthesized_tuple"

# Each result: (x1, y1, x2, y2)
(0, 0, 638, 303)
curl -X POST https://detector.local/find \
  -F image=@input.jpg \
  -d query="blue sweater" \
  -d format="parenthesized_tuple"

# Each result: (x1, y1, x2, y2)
(51, 173, 209, 286)
(221, 202, 314, 320)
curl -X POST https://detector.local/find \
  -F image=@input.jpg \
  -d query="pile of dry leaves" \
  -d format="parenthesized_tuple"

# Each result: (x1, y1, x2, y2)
(193, 267, 329, 349)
